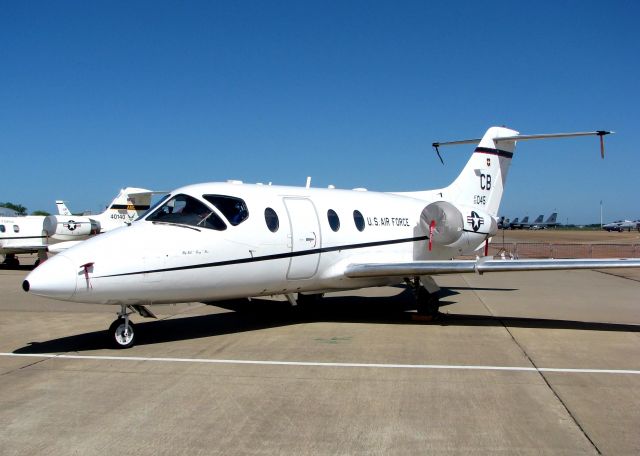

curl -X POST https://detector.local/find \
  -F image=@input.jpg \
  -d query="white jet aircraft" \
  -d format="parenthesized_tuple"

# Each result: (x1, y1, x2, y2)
(0, 215, 49, 267)
(23, 126, 640, 348)
(1, 188, 156, 266)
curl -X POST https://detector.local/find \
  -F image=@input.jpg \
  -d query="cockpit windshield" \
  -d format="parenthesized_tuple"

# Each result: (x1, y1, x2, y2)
(146, 194, 227, 231)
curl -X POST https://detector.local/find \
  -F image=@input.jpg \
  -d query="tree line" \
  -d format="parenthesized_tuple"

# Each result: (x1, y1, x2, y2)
(0, 202, 50, 216)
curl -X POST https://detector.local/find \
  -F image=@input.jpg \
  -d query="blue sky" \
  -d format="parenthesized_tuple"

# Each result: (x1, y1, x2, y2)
(1, 1, 638, 224)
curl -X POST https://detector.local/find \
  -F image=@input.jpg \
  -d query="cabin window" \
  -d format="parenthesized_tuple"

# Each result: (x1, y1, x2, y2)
(13, 225, 19, 233)
(146, 194, 227, 231)
(353, 210, 365, 232)
(264, 208, 279, 232)
(0, 225, 5, 233)
(327, 209, 340, 232)
(203, 195, 249, 226)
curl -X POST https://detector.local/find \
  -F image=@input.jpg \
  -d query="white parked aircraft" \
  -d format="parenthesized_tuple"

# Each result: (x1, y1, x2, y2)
(0, 215, 49, 267)
(1, 188, 155, 266)
(23, 127, 640, 348)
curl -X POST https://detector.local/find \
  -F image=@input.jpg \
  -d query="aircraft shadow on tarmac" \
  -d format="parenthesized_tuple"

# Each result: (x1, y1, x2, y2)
(0, 263, 36, 271)
(13, 287, 640, 354)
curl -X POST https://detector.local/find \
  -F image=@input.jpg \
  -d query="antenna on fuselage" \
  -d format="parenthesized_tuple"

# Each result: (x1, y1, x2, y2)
(306, 176, 311, 189)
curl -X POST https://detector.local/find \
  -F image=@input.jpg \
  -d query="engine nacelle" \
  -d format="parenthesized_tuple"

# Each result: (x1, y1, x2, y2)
(420, 201, 464, 247)
(420, 202, 498, 252)
(43, 215, 100, 241)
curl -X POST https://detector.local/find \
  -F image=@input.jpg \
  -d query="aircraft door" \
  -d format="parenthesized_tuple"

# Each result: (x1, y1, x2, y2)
(283, 198, 321, 279)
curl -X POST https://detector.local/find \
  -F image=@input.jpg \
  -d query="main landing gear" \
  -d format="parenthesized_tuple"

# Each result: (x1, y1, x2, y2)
(406, 276, 441, 320)
(1, 254, 20, 268)
(108, 304, 157, 349)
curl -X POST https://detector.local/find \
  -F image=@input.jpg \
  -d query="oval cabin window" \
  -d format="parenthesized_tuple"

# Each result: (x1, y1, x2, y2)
(264, 207, 279, 232)
(327, 209, 340, 232)
(353, 210, 365, 232)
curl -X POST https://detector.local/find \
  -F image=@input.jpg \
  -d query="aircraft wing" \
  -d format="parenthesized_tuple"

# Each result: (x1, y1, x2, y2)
(344, 257, 640, 278)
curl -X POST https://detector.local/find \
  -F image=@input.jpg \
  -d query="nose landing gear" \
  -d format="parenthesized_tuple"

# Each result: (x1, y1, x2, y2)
(109, 305, 136, 349)
(108, 304, 156, 349)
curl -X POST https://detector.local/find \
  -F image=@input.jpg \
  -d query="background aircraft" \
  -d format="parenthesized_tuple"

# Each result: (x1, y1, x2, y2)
(0, 215, 48, 267)
(530, 212, 559, 229)
(23, 126, 639, 349)
(528, 215, 544, 229)
(603, 219, 640, 232)
(505, 217, 519, 229)
(510, 216, 529, 229)
(43, 187, 155, 242)
(539, 212, 559, 228)
(1, 187, 156, 266)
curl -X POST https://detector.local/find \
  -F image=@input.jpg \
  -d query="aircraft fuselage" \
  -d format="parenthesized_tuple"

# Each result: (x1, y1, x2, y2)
(24, 182, 493, 305)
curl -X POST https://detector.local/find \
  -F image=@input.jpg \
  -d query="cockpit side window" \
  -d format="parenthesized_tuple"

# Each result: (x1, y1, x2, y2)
(146, 194, 227, 231)
(0, 225, 5, 233)
(203, 195, 249, 226)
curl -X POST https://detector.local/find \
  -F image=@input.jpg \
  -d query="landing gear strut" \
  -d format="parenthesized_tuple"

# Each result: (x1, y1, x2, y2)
(406, 276, 441, 318)
(109, 305, 136, 349)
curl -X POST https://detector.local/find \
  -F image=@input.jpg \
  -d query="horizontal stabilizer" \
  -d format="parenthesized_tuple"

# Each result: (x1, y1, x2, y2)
(433, 130, 612, 159)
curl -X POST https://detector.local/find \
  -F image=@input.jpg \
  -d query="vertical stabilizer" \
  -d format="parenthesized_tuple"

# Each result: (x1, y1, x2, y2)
(444, 126, 518, 216)
(97, 187, 154, 230)
(105, 187, 153, 215)
(55, 201, 72, 216)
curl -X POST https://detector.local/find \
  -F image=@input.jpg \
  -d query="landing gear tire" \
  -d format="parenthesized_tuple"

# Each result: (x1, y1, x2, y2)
(416, 287, 440, 316)
(2, 255, 19, 268)
(109, 318, 136, 349)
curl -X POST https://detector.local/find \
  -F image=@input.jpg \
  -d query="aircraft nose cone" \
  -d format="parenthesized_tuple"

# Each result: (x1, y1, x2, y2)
(23, 255, 78, 300)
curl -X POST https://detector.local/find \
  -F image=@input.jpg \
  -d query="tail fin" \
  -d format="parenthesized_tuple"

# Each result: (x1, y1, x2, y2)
(103, 187, 153, 219)
(444, 126, 518, 217)
(55, 200, 72, 216)
(533, 215, 544, 224)
(428, 127, 609, 218)
(545, 212, 558, 224)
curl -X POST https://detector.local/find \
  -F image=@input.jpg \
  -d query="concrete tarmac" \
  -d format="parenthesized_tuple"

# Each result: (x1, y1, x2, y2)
(0, 265, 639, 455)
